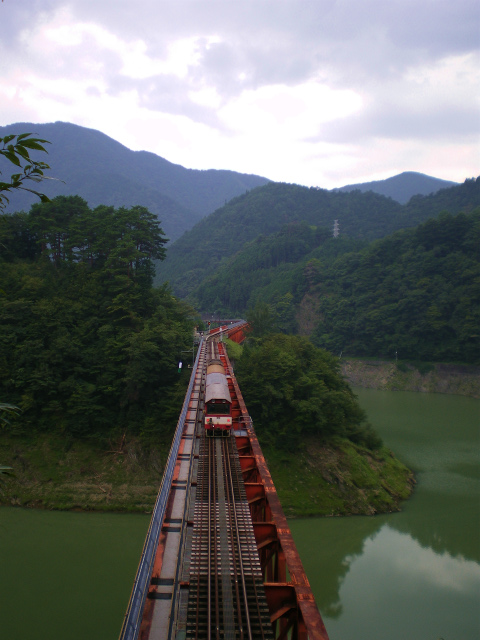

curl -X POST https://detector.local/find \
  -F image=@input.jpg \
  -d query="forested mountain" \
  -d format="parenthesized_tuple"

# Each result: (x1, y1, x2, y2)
(217, 210, 480, 363)
(0, 122, 270, 241)
(157, 178, 479, 298)
(191, 222, 366, 319)
(191, 206, 480, 363)
(0, 196, 194, 436)
(171, 183, 479, 363)
(309, 209, 480, 363)
(334, 171, 458, 204)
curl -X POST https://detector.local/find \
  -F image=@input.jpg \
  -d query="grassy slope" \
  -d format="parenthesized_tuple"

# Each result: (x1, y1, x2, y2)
(0, 431, 414, 517)
(341, 358, 480, 398)
(0, 434, 167, 512)
(264, 437, 414, 518)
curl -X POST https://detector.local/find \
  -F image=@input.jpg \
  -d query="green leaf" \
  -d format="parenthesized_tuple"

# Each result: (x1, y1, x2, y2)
(16, 133, 33, 141)
(2, 151, 21, 166)
(19, 140, 49, 151)
(14, 145, 31, 161)
(19, 187, 51, 203)
(1, 134, 16, 144)
(0, 465, 14, 477)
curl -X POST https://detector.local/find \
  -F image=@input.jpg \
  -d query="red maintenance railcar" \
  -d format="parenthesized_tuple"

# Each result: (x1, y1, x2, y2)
(204, 358, 232, 436)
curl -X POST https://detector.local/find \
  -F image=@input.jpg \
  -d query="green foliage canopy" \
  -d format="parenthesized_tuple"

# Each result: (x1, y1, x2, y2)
(157, 178, 479, 299)
(310, 209, 480, 363)
(235, 334, 380, 451)
(0, 196, 193, 438)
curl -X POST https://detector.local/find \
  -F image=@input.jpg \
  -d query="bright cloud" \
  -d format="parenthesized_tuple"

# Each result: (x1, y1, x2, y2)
(0, 0, 478, 188)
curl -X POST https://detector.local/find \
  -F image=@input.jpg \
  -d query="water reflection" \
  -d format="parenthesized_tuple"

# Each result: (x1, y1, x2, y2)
(357, 387, 480, 563)
(289, 514, 385, 618)
(390, 490, 480, 563)
(291, 514, 480, 640)
(290, 390, 480, 640)
(329, 525, 480, 640)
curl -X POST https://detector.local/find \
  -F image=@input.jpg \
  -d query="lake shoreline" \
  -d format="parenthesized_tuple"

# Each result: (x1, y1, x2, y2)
(0, 432, 414, 517)
(341, 359, 480, 398)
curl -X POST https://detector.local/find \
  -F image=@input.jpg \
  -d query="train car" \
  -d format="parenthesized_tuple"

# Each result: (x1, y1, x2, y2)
(204, 358, 232, 436)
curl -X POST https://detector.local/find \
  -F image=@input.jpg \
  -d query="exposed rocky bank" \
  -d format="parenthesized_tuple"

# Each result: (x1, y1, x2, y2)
(341, 359, 480, 398)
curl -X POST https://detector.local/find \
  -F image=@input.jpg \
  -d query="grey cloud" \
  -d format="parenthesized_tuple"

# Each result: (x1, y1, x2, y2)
(69, 0, 480, 85)
(2, 0, 478, 140)
(314, 103, 480, 145)
(190, 39, 316, 96)
(4, 0, 478, 92)
(0, 1, 58, 46)
(106, 73, 226, 130)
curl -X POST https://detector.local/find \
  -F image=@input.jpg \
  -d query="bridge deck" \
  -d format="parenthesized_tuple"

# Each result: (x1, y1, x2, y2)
(120, 323, 329, 640)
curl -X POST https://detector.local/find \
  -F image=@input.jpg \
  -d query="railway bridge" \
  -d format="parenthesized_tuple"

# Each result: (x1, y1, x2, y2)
(119, 322, 330, 640)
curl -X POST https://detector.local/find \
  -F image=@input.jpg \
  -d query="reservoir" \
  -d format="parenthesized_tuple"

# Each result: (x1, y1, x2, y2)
(0, 389, 478, 639)
(291, 388, 480, 640)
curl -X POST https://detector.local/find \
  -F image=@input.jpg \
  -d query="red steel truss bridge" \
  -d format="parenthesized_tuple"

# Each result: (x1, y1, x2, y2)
(119, 321, 330, 640)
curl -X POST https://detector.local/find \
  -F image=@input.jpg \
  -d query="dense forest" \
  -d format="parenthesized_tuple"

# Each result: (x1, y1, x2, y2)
(191, 221, 366, 319)
(157, 178, 479, 298)
(309, 210, 480, 363)
(0, 192, 386, 465)
(0, 196, 195, 438)
(235, 334, 381, 451)
(187, 202, 480, 364)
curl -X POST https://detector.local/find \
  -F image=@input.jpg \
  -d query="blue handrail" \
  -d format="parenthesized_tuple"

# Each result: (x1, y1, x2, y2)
(119, 338, 204, 640)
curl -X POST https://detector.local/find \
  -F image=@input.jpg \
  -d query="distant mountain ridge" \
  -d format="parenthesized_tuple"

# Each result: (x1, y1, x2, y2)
(333, 171, 458, 204)
(0, 122, 463, 239)
(0, 121, 270, 241)
(157, 178, 479, 298)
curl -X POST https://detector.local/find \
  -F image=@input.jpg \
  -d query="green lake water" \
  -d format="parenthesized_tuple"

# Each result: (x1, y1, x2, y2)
(0, 389, 479, 639)
(0, 508, 149, 639)
(290, 388, 480, 640)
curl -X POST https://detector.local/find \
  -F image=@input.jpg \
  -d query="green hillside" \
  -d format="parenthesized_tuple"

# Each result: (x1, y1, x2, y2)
(157, 178, 479, 297)
(191, 222, 365, 316)
(175, 180, 479, 363)
(219, 210, 480, 363)
(309, 209, 480, 363)
(193, 209, 480, 364)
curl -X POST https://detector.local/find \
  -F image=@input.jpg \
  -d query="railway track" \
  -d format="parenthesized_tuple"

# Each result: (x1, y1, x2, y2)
(121, 328, 329, 640)
(186, 431, 273, 640)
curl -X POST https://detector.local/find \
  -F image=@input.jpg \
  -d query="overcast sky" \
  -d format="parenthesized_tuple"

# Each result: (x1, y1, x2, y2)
(1, 0, 479, 188)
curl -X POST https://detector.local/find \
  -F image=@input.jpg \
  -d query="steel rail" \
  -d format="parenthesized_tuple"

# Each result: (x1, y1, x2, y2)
(222, 437, 245, 640)
(226, 438, 268, 640)
(118, 338, 204, 640)
(213, 438, 221, 640)
(193, 433, 206, 640)
(223, 437, 252, 640)
(208, 435, 213, 640)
